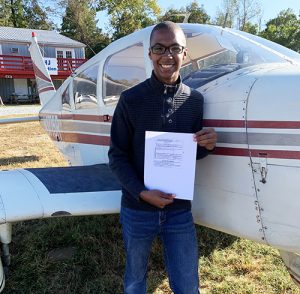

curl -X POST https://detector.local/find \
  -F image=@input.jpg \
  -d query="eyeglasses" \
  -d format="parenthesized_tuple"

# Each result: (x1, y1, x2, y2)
(150, 44, 185, 55)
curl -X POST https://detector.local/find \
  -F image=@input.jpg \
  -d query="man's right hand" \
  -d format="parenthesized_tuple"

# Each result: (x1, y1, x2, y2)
(139, 190, 175, 209)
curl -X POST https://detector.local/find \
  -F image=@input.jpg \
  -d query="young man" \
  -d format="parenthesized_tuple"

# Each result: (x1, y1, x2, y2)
(109, 21, 217, 294)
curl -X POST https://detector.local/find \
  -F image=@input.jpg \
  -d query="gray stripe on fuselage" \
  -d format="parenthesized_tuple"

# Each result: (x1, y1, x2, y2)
(217, 132, 300, 146)
(60, 121, 111, 134)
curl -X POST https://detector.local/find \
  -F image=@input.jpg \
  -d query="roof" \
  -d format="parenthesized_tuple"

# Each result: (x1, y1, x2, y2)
(0, 26, 85, 47)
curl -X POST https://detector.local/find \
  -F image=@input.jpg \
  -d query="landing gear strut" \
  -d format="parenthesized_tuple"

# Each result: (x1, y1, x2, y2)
(279, 250, 300, 286)
(0, 223, 12, 292)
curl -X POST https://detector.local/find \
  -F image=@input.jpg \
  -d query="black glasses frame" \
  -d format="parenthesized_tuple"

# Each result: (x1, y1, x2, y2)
(150, 44, 185, 55)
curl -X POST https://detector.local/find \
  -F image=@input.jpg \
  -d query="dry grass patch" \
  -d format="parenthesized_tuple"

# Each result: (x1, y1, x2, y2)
(1, 121, 66, 169)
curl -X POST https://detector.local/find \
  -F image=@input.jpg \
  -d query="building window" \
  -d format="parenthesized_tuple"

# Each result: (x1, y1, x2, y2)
(66, 51, 72, 58)
(103, 43, 146, 106)
(10, 47, 19, 54)
(56, 50, 63, 58)
(73, 63, 99, 109)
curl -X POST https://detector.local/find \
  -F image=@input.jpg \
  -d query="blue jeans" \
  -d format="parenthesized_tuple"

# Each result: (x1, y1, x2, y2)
(120, 207, 200, 294)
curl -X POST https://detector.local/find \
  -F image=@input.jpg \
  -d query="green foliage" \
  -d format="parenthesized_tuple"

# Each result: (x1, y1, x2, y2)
(0, 0, 13, 26)
(60, 0, 110, 58)
(160, 1, 210, 24)
(243, 22, 259, 34)
(97, 0, 161, 40)
(7, 0, 27, 28)
(160, 8, 186, 23)
(24, 0, 53, 30)
(259, 9, 300, 52)
(186, 1, 210, 24)
(0, 0, 53, 29)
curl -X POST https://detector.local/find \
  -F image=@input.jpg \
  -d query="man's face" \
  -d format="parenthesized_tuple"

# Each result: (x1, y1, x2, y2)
(149, 28, 187, 85)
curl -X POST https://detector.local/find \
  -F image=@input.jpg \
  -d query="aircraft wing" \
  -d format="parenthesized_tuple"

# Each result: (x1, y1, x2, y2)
(0, 116, 39, 125)
(0, 164, 121, 223)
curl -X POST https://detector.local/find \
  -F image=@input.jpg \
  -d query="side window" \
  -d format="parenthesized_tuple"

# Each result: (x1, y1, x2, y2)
(103, 43, 146, 106)
(73, 63, 99, 109)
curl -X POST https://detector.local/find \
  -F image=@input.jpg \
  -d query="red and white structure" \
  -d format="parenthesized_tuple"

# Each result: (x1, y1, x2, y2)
(0, 26, 86, 103)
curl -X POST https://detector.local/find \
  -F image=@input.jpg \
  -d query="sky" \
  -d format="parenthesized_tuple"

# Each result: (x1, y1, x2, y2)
(97, 0, 299, 33)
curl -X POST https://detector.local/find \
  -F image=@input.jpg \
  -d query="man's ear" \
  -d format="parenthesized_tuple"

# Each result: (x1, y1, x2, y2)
(148, 48, 152, 60)
(183, 48, 187, 61)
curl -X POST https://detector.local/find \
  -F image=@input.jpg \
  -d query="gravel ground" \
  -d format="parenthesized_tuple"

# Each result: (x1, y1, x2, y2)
(0, 105, 41, 116)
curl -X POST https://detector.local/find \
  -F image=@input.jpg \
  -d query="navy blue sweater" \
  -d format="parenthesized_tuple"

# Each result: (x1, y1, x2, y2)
(108, 72, 210, 211)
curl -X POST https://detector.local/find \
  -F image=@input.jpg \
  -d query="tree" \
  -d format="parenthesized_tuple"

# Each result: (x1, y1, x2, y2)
(8, 0, 27, 27)
(260, 9, 300, 52)
(24, 0, 53, 30)
(214, 0, 262, 32)
(0, 0, 13, 26)
(186, 1, 210, 24)
(61, 0, 110, 58)
(160, 7, 186, 23)
(97, 0, 161, 40)
(236, 0, 262, 31)
(1, 0, 53, 29)
(215, 0, 238, 28)
(160, 1, 210, 24)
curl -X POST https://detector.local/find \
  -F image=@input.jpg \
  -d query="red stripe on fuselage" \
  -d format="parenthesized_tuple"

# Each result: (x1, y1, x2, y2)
(214, 147, 300, 159)
(54, 133, 110, 146)
(203, 119, 246, 128)
(203, 119, 300, 129)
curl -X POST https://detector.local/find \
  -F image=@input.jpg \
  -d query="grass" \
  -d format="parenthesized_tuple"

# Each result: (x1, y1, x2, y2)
(1, 120, 300, 293)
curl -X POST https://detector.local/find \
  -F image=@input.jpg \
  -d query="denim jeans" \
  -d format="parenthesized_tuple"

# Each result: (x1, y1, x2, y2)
(120, 206, 200, 294)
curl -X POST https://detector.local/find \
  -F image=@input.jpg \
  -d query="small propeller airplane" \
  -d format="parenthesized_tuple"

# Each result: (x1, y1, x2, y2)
(0, 23, 300, 291)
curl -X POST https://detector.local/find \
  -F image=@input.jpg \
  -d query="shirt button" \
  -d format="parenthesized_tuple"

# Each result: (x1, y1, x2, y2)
(168, 108, 173, 113)
(167, 98, 172, 104)
(168, 119, 173, 124)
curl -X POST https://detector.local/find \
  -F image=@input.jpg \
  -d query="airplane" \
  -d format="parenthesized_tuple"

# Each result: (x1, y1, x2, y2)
(0, 23, 300, 292)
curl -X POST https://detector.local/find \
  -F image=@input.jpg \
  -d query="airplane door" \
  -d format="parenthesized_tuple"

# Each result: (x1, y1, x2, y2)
(247, 68, 300, 253)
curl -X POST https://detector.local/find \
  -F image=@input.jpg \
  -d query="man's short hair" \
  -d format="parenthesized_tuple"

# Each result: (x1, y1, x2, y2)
(150, 21, 186, 45)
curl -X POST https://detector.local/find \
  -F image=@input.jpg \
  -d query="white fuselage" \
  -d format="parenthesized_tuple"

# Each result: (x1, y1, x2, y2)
(34, 24, 300, 253)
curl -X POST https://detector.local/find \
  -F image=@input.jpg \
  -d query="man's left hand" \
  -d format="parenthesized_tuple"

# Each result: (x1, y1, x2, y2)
(193, 128, 217, 151)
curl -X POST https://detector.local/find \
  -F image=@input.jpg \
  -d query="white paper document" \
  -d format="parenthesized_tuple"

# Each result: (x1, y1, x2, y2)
(144, 131, 197, 200)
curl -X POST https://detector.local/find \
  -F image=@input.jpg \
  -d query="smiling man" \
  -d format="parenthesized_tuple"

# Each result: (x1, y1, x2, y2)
(149, 22, 187, 85)
(109, 21, 217, 294)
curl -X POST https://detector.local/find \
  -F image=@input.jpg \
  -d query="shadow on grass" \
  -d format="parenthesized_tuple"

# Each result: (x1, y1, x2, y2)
(197, 225, 237, 257)
(0, 155, 39, 167)
(4, 215, 237, 293)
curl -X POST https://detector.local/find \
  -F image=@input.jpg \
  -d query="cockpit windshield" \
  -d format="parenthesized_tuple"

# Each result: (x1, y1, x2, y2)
(180, 24, 300, 88)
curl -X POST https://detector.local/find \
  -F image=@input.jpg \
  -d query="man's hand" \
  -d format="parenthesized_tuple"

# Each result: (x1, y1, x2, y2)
(139, 190, 175, 209)
(193, 128, 217, 151)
